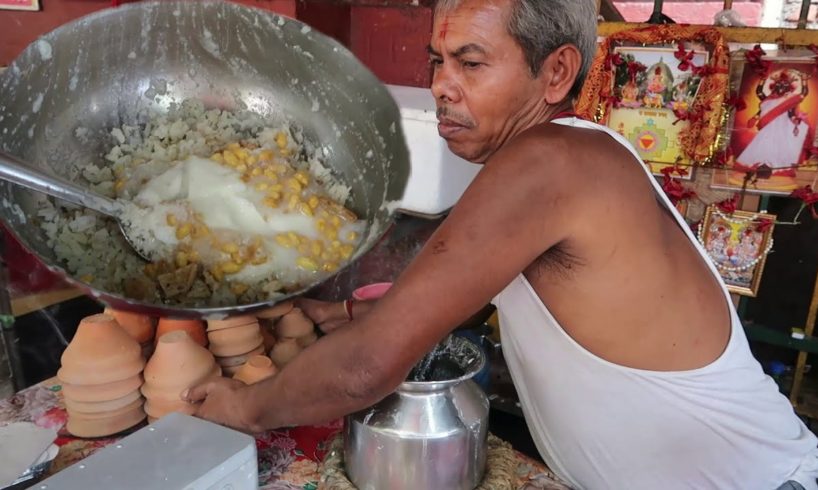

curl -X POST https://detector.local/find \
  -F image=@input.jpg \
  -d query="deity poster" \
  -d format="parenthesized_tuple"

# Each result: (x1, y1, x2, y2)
(0, 0, 39, 11)
(712, 55, 818, 194)
(605, 45, 709, 178)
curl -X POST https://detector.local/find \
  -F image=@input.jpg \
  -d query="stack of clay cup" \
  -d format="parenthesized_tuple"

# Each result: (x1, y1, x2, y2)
(58, 314, 147, 438)
(232, 355, 278, 385)
(206, 316, 266, 376)
(141, 330, 221, 423)
(268, 306, 317, 368)
(155, 318, 208, 347)
(104, 308, 156, 358)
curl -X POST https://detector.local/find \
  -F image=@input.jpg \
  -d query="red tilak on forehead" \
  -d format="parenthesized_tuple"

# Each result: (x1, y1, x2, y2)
(438, 17, 450, 40)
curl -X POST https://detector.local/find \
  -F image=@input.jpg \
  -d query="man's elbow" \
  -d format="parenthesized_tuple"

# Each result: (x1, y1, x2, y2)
(342, 350, 406, 405)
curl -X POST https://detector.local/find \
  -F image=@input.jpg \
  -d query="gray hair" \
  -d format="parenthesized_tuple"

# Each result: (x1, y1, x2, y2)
(435, 0, 597, 98)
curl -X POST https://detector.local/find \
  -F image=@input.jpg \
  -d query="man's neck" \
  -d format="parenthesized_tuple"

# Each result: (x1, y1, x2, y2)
(543, 100, 575, 123)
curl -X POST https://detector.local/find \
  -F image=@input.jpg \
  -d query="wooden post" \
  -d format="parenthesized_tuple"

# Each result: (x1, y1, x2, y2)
(723, 0, 733, 9)
(798, 0, 811, 29)
(789, 264, 818, 407)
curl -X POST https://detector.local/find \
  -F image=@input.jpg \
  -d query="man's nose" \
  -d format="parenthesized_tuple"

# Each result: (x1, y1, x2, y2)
(431, 65, 462, 104)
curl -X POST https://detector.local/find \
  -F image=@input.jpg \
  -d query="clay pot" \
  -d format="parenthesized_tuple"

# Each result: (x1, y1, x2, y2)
(64, 389, 143, 414)
(60, 375, 143, 403)
(58, 314, 144, 385)
(208, 322, 262, 352)
(215, 345, 266, 367)
(141, 341, 155, 359)
(233, 355, 278, 385)
(104, 308, 155, 344)
(256, 301, 294, 320)
(66, 403, 146, 438)
(207, 315, 257, 332)
(155, 318, 207, 346)
(141, 364, 221, 402)
(269, 338, 301, 367)
(297, 332, 318, 348)
(144, 397, 199, 419)
(275, 308, 314, 339)
(143, 331, 217, 391)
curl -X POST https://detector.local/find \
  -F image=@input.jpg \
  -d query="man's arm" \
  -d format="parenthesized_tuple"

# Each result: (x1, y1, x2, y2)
(191, 129, 582, 430)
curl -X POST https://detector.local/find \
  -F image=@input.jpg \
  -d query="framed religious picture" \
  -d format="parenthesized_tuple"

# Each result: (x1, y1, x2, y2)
(698, 206, 776, 297)
(0, 0, 39, 11)
(577, 25, 730, 183)
(711, 50, 818, 194)
(604, 45, 709, 178)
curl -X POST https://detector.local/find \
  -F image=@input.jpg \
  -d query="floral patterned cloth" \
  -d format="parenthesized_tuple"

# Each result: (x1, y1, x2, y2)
(0, 378, 569, 489)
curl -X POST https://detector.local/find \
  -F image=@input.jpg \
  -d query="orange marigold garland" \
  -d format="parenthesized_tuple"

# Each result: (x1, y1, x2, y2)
(577, 25, 730, 165)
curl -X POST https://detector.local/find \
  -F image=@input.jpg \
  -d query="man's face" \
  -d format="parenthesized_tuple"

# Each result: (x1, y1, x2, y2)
(429, 0, 549, 163)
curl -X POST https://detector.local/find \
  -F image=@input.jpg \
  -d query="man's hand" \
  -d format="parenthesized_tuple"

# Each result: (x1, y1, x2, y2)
(296, 298, 349, 333)
(183, 377, 261, 434)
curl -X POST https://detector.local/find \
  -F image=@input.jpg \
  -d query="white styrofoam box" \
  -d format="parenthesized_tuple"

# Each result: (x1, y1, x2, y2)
(386, 84, 481, 218)
(36, 413, 257, 490)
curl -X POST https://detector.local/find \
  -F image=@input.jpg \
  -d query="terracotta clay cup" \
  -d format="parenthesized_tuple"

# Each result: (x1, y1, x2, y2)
(208, 323, 264, 357)
(58, 314, 144, 386)
(233, 355, 278, 385)
(66, 400, 146, 438)
(104, 307, 155, 344)
(143, 331, 217, 393)
(144, 397, 199, 419)
(207, 315, 257, 332)
(256, 301, 294, 320)
(215, 345, 266, 368)
(155, 318, 207, 346)
(64, 389, 143, 415)
(260, 321, 277, 351)
(269, 338, 301, 367)
(141, 363, 221, 402)
(61, 375, 143, 403)
(275, 308, 314, 339)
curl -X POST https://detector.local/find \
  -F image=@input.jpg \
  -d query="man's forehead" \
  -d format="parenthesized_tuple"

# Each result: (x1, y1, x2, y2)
(430, 1, 509, 52)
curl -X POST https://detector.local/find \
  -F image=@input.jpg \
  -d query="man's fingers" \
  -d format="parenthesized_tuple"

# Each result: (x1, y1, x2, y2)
(182, 381, 214, 402)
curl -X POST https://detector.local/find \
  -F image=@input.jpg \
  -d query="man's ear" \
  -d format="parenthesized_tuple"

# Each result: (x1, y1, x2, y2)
(539, 44, 582, 104)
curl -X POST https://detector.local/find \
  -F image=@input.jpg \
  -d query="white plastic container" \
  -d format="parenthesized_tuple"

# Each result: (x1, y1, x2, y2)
(387, 84, 481, 218)
(36, 413, 258, 490)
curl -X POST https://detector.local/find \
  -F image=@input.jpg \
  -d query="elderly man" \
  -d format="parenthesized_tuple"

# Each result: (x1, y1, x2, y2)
(186, 0, 818, 488)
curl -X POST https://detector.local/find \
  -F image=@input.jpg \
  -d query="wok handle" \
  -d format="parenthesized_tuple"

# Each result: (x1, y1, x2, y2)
(0, 150, 122, 217)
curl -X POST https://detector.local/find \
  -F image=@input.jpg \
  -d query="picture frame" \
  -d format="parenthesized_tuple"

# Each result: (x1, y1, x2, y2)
(0, 0, 39, 11)
(711, 50, 818, 195)
(698, 206, 776, 297)
(604, 44, 710, 179)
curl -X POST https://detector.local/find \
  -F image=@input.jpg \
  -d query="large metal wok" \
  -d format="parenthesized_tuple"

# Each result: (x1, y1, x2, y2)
(0, 1, 410, 318)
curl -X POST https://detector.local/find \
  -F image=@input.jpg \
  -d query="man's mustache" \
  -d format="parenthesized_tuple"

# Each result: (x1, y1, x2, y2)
(436, 107, 476, 128)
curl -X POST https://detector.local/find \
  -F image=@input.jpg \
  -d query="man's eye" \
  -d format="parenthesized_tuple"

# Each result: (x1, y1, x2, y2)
(430, 57, 443, 66)
(462, 61, 483, 69)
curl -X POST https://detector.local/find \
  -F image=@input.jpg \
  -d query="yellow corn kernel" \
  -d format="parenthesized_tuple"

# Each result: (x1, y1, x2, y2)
(175, 251, 189, 268)
(272, 164, 287, 174)
(115, 180, 125, 192)
(221, 243, 240, 254)
(330, 216, 342, 228)
(236, 164, 248, 173)
(251, 255, 268, 265)
(288, 195, 299, 211)
(80, 274, 95, 283)
(247, 155, 258, 166)
(176, 223, 191, 240)
(287, 231, 300, 244)
(263, 196, 279, 208)
(259, 149, 275, 161)
(231, 252, 245, 265)
(224, 152, 239, 167)
(331, 240, 342, 249)
(286, 178, 303, 193)
(194, 223, 210, 238)
(294, 171, 310, 186)
(227, 142, 241, 151)
(296, 256, 318, 271)
(209, 266, 224, 282)
(297, 243, 310, 255)
(189, 250, 200, 262)
(220, 261, 241, 274)
(275, 234, 291, 248)
(316, 219, 326, 232)
(310, 240, 323, 257)
(241, 174, 251, 183)
(324, 228, 339, 241)
(299, 203, 314, 217)
(267, 191, 282, 201)
(269, 183, 284, 192)
(340, 244, 354, 259)
(166, 214, 177, 226)
(279, 148, 292, 157)
(308, 195, 320, 209)
(231, 283, 250, 296)
(275, 131, 288, 149)
(255, 182, 269, 191)
(263, 169, 277, 179)
(251, 167, 263, 177)
(211, 153, 225, 164)
(346, 231, 359, 242)
(323, 262, 339, 272)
